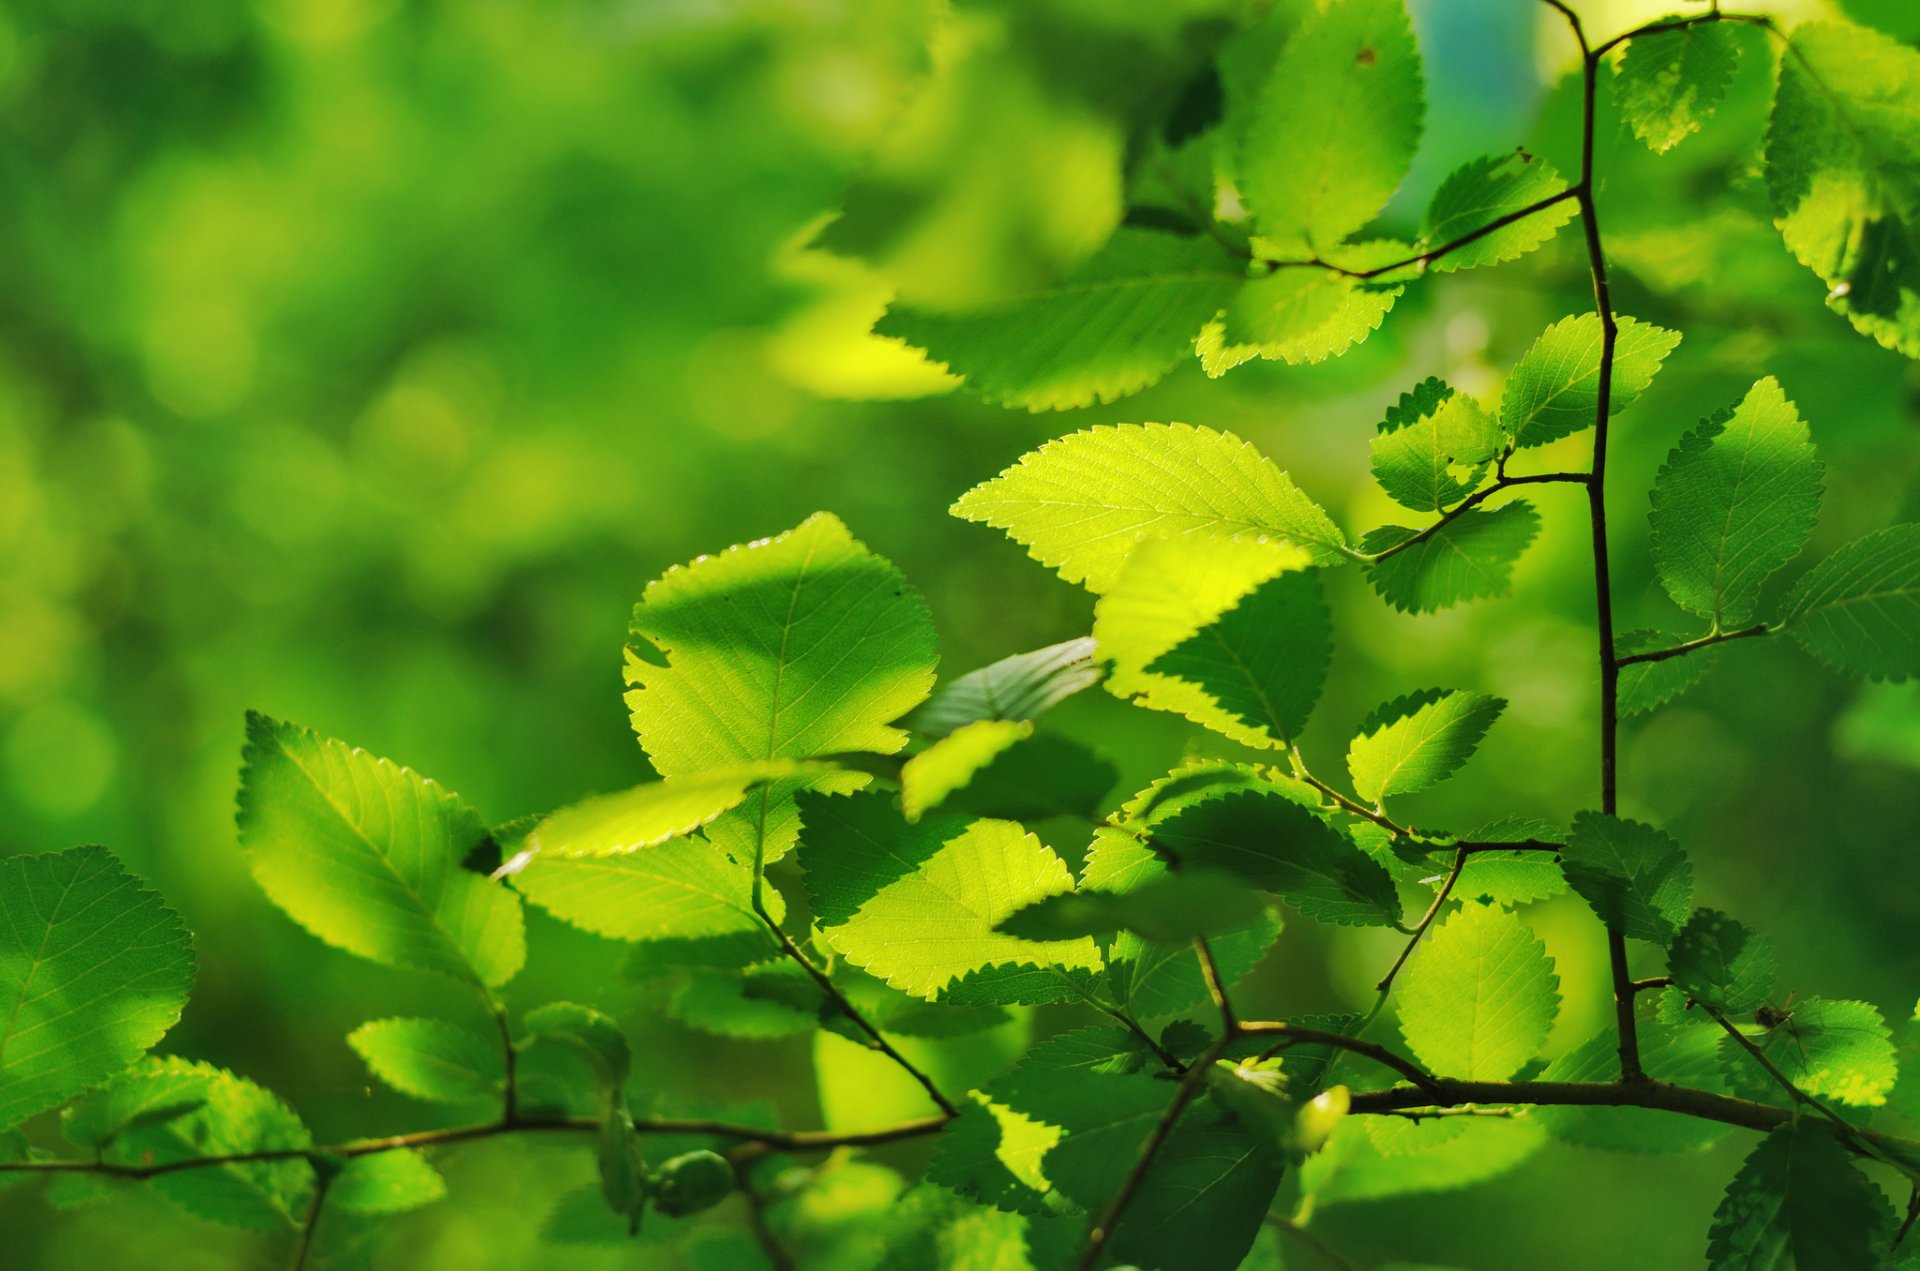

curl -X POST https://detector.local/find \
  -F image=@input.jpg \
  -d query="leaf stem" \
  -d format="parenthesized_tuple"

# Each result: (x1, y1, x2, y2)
(1375, 846, 1468, 994)
(1238, 1020, 1441, 1095)
(1264, 188, 1582, 281)
(1351, 471, 1588, 565)
(1616, 623, 1773, 666)
(1194, 936, 1238, 1034)
(290, 1167, 334, 1271)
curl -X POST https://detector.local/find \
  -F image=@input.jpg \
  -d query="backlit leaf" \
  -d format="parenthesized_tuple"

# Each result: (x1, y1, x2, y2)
(1783, 524, 1920, 680)
(1346, 689, 1504, 804)
(1501, 313, 1681, 451)
(1707, 1120, 1892, 1269)
(1423, 151, 1576, 272)
(1398, 902, 1558, 1080)
(1613, 21, 1739, 154)
(1562, 812, 1693, 944)
(1363, 500, 1540, 613)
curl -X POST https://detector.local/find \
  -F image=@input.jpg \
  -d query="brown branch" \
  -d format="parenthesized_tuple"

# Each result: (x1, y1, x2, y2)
(1354, 472, 1589, 565)
(1237, 1021, 1441, 1095)
(1376, 846, 1468, 994)
(1265, 188, 1582, 281)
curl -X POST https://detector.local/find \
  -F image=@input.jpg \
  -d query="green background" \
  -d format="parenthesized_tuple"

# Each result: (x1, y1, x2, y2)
(1, 0, 1916, 1265)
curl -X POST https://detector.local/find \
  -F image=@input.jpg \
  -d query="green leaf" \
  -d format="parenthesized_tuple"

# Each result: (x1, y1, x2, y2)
(998, 869, 1264, 943)
(91, 1058, 314, 1230)
(875, 229, 1244, 411)
(1721, 998, 1899, 1108)
(1617, 629, 1715, 715)
(1669, 909, 1777, 1016)
(1363, 501, 1541, 613)
(1100, 1101, 1285, 1271)
(953, 423, 1348, 593)
(1562, 812, 1693, 944)
(1649, 378, 1822, 629)
(1783, 524, 1920, 680)
(1500, 313, 1682, 451)
(1766, 20, 1920, 358)
(329, 1150, 447, 1215)
(1300, 1115, 1545, 1207)
(514, 833, 779, 965)
(625, 512, 936, 864)
(1446, 815, 1569, 909)
(236, 713, 525, 988)
(347, 1017, 503, 1105)
(1398, 902, 1559, 1080)
(1147, 787, 1401, 928)
(1237, 0, 1423, 254)
(911, 637, 1101, 738)
(1613, 21, 1740, 154)
(666, 965, 818, 1040)
(1423, 151, 1576, 272)
(523, 763, 816, 860)
(1370, 378, 1500, 511)
(1536, 1004, 1732, 1152)
(1097, 535, 1328, 749)
(939, 733, 1119, 824)
(1209, 245, 1405, 369)
(797, 791, 1100, 1000)
(523, 1002, 632, 1095)
(901, 720, 1032, 822)
(0, 846, 194, 1132)
(1707, 1121, 1892, 1269)
(1346, 689, 1504, 804)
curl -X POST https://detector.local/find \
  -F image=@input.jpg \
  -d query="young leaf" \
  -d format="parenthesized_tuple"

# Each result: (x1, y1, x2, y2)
(1766, 21, 1920, 358)
(236, 713, 525, 988)
(1616, 628, 1715, 715)
(952, 423, 1348, 593)
(1501, 313, 1681, 451)
(523, 762, 815, 860)
(1370, 379, 1500, 511)
(1237, 0, 1424, 255)
(329, 1150, 447, 1216)
(901, 720, 1032, 822)
(1397, 902, 1559, 1081)
(0, 847, 194, 1132)
(89, 1058, 314, 1230)
(797, 791, 1100, 1000)
(1423, 151, 1576, 272)
(1783, 524, 1920, 680)
(624, 512, 935, 861)
(347, 1018, 504, 1105)
(513, 834, 778, 963)
(1346, 688, 1505, 804)
(1613, 21, 1739, 154)
(1668, 909, 1776, 1016)
(1363, 500, 1540, 612)
(1706, 1121, 1892, 1269)
(875, 229, 1244, 411)
(911, 637, 1101, 738)
(1649, 378, 1822, 629)
(1096, 535, 1329, 749)
(1721, 998, 1898, 1108)
(1562, 812, 1693, 944)
(1209, 245, 1405, 369)
(1147, 787, 1401, 928)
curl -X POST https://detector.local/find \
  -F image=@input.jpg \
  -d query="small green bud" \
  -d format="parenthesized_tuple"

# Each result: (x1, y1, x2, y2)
(651, 1150, 733, 1217)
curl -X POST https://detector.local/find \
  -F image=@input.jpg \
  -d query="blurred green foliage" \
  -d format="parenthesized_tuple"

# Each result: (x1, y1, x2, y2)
(2, 0, 1917, 1266)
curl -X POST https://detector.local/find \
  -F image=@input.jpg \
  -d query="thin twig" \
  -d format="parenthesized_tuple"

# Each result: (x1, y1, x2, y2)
(1288, 746, 1410, 836)
(1376, 847, 1468, 994)
(1353, 471, 1589, 565)
(1265, 188, 1581, 281)
(1194, 937, 1237, 1034)
(733, 1158, 798, 1271)
(1265, 1214, 1362, 1271)
(1616, 623, 1772, 667)
(289, 1167, 335, 1271)
(490, 999, 518, 1124)
(1896, 1186, 1920, 1253)
(1237, 1021, 1441, 1095)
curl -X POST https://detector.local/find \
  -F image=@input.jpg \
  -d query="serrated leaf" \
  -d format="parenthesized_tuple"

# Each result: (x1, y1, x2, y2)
(875, 229, 1243, 411)
(998, 868, 1263, 943)
(625, 512, 936, 864)
(1347, 689, 1504, 804)
(1098, 535, 1328, 749)
(1707, 1120, 1892, 1269)
(1398, 903, 1558, 1080)
(89, 1058, 313, 1230)
(1423, 151, 1577, 272)
(939, 733, 1119, 824)
(329, 1150, 447, 1215)
(1536, 1002, 1731, 1152)
(668, 965, 819, 1040)
(798, 791, 1100, 1000)
(1501, 313, 1681, 451)
(954, 423, 1348, 593)
(1766, 21, 1920, 358)
(1670, 909, 1777, 1015)
(1613, 21, 1739, 153)
(0, 847, 194, 1132)
(1370, 379, 1500, 511)
(236, 713, 524, 988)
(1649, 378, 1822, 629)
(1237, 0, 1424, 254)
(1721, 998, 1899, 1108)
(523, 762, 816, 860)
(1447, 815, 1568, 908)
(1562, 812, 1693, 944)
(901, 720, 1032, 822)
(1363, 501, 1540, 613)
(1300, 1114, 1545, 1206)
(347, 1018, 503, 1104)
(1783, 524, 1920, 681)
(1210, 245, 1405, 369)
(1147, 787, 1401, 928)
(1100, 1101, 1284, 1271)
(911, 638, 1101, 738)
(1617, 628, 1715, 715)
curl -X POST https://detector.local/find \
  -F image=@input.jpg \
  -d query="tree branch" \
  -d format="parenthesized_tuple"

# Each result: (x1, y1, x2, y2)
(1375, 846, 1468, 994)
(1238, 1021, 1441, 1095)
(1616, 623, 1772, 667)
(1194, 936, 1238, 1034)
(1263, 188, 1583, 281)
(1351, 471, 1589, 565)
